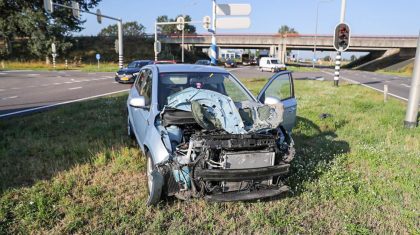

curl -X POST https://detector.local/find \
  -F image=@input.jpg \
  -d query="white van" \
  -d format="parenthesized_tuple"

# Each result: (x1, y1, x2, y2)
(259, 57, 287, 72)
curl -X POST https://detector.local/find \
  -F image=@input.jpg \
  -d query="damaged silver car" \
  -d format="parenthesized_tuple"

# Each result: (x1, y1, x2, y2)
(127, 64, 297, 205)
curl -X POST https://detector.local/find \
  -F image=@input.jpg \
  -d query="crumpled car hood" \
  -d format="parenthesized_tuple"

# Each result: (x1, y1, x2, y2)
(165, 87, 284, 134)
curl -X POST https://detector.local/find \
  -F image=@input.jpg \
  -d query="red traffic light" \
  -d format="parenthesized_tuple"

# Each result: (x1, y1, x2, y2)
(334, 23, 350, 52)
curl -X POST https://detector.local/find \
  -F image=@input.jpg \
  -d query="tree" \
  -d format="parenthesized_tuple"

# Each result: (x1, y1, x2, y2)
(98, 21, 146, 37)
(323, 55, 331, 61)
(0, 0, 102, 60)
(278, 25, 298, 35)
(156, 15, 196, 35)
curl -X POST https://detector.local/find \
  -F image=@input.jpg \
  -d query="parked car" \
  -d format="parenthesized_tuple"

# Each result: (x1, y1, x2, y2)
(115, 60, 152, 83)
(127, 64, 297, 205)
(224, 59, 237, 68)
(195, 60, 211, 65)
(259, 57, 287, 72)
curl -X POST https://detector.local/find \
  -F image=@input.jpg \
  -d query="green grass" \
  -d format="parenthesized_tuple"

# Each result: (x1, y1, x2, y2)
(0, 79, 419, 233)
(0, 61, 120, 72)
(376, 63, 414, 77)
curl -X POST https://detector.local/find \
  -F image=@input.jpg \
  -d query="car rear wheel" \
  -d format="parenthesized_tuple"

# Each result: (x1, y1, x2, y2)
(146, 152, 163, 206)
(259, 67, 263, 72)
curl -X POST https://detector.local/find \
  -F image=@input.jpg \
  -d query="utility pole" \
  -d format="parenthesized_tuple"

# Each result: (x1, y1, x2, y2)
(117, 20, 123, 68)
(334, 0, 347, 86)
(210, 0, 218, 65)
(313, 0, 333, 68)
(404, 31, 420, 128)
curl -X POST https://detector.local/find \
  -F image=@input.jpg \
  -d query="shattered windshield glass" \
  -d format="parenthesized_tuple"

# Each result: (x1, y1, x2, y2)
(158, 72, 253, 110)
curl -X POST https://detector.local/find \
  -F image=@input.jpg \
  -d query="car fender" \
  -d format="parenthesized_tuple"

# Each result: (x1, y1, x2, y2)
(143, 114, 170, 165)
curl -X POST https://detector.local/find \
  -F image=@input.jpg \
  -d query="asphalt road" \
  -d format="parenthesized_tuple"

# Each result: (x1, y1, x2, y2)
(229, 66, 412, 102)
(0, 70, 131, 117)
(0, 66, 414, 118)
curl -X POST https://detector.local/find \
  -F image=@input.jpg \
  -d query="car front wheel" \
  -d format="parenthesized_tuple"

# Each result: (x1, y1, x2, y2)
(146, 152, 163, 206)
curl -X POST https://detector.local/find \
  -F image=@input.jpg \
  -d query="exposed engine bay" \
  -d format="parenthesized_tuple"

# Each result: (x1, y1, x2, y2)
(155, 88, 295, 201)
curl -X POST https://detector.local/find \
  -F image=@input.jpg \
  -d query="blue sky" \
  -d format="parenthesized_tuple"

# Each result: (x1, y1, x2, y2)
(78, 0, 420, 36)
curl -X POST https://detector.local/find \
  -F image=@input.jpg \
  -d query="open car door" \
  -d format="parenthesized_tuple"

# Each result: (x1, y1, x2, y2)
(257, 71, 297, 132)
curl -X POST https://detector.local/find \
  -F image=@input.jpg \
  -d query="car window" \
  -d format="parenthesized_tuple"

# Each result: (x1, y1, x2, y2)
(264, 73, 292, 100)
(266, 60, 270, 64)
(271, 60, 279, 64)
(139, 69, 153, 106)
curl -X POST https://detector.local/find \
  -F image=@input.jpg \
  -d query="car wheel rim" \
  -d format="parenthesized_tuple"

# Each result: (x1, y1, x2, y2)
(147, 155, 153, 191)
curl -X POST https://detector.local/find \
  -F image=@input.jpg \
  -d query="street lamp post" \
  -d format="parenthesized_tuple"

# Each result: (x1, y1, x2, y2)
(313, 0, 333, 68)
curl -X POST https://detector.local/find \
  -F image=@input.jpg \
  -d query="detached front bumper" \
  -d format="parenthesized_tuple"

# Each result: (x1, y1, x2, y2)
(205, 185, 290, 202)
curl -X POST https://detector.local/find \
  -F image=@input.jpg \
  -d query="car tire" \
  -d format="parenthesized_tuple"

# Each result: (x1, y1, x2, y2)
(127, 116, 135, 140)
(146, 151, 163, 206)
(259, 67, 263, 72)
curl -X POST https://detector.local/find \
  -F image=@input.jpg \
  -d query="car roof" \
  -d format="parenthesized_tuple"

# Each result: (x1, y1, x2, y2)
(131, 60, 151, 63)
(148, 64, 228, 73)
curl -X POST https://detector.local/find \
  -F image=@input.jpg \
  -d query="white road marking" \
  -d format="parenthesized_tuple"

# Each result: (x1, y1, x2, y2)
(2, 96, 18, 100)
(320, 70, 408, 102)
(0, 89, 4, 92)
(11, 87, 19, 90)
(400, 83, 410, 88)
(68, 86, 82, 90)
(0, 89, 130, 118)
(0, 72, 7, 75)
(54, 83, 61, 85)
(64, 81, 72, 84)
(27, 74, 40, 76)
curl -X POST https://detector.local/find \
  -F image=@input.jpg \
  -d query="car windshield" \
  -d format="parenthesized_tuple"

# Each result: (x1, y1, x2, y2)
(270, 59, 279, 64)
(158, 72, 254, 110)
(127, 61, 148, 68)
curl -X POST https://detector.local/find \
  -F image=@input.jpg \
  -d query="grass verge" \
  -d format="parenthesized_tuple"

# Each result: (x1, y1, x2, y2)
(0, 79, 419, 233)
(0, 61, 119, 72)
(376, 63, 414, 77)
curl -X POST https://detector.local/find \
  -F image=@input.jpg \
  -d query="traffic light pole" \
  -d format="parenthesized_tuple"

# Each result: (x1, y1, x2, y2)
(404, 32, 420, 128)
(49, 2, 124, 68)
(210, 0, 218, 66)
(334, 0, 347, 87)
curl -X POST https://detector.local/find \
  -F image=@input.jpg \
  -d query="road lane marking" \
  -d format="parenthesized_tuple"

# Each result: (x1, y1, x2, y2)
(2, 96, 18, 100)
(400, 83, 410, 88)
(0, 89, 130, 118)
(0, 89, 4, 92)
(27, 74, 40, 76)
(0, 72, 7, 75)
(320, 70, 408, 102)
(68, 86, 82, 90)
(54, 83, 61, 85)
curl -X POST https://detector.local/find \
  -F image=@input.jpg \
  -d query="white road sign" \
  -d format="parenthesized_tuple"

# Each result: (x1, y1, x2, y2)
(202, 16, 211, 30)
(154, 41, 161, 54)
(176, 16, 185, 31)
(216, 17, 251, 29)
(51, 43, 56, 53)
(216, 4, 251, 16)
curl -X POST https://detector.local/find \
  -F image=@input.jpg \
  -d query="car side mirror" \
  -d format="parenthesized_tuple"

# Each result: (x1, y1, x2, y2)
(264, 96, 282, 105)
(129, 96, 146, 108)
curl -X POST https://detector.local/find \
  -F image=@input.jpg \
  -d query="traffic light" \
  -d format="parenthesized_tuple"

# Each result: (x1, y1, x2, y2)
(334, 23, 350, 51)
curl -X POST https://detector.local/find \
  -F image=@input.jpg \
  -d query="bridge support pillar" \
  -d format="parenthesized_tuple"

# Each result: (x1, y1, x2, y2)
(269, 46, 276, 57)
(277, 43, 287, 63)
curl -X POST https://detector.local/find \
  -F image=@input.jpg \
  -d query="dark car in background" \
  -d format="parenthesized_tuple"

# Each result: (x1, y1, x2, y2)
(195, 60, 211, 65)
(115, 60, 151, 83)
(224, 59, 237, 68)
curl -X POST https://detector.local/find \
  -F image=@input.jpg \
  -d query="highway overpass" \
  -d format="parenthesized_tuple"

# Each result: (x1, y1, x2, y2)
(161, 34, 418, 70)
